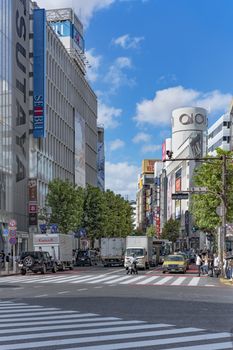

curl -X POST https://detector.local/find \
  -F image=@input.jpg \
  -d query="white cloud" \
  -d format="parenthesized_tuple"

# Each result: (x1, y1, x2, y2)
(109, 139, 125, 151)
(113, 34, 144, 49)
(105, 161, 140, 200)
(85, 49, 102, 82)
(36, 0, 115, 27)
(133, 86, 232, 126)
(98, 101, 122, 128)
(141, 144, 161, 153)
(104, 56, 135, 93)
(132, 132, 151, 143)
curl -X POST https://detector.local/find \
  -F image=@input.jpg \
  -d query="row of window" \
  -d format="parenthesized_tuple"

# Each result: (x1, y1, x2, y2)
(208, 120, 231, 139)
(208, 136, 231, 153)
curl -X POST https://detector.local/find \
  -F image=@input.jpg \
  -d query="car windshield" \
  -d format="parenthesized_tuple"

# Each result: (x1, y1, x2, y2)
(166, 255, 184, 261)
(126, 248, 144, 257)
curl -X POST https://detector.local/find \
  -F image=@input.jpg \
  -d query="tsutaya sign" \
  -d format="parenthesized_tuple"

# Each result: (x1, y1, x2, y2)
(33, 9, 46, 138)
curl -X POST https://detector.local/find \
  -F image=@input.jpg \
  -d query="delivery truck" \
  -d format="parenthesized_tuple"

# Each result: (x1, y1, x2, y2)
(124, 236, 155, 269)
(101, 237, 125, 267)
(33, 234, 74, 270)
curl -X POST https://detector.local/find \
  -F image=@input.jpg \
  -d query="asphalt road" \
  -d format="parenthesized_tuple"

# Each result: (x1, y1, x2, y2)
(0, 266, 233, 350)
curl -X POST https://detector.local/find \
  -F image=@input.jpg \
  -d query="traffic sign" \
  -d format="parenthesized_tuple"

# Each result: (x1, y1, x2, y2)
(9, 237, 17, 245)
(9, 230, 17, 238)
(9, 219, 17, 229)
(172, 193, 189, 200)
(2, 229, 8, 236)
(190, 187, 208, 192)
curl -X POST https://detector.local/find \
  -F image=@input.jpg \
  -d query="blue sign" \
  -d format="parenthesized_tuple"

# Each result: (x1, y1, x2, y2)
(72, 25, 84, 53)
(39, 224, 47, 234)
(33, 9, 46, 138)
(50, 224, 58, 233)
(2, 229, 8, 236)
(50, 20, 72, 37)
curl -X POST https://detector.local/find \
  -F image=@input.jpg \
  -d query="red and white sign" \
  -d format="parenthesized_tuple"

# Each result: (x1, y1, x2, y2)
(29, 203, 38, 213)
(9, 219, 17, 230)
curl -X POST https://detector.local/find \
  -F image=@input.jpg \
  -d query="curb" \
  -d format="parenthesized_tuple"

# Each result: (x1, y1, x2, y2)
(220, 277, 233, 286)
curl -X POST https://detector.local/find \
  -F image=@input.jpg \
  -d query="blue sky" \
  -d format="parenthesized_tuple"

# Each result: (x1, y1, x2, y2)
(37, 0, 233, 199)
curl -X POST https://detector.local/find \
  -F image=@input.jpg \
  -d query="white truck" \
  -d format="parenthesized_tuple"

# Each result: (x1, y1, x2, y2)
(124, 236, 155, 270)
(33, 234, 74, 270)
(101, 237, 125, 267)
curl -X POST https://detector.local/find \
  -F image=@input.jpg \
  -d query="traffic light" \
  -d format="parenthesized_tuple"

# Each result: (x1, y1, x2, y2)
(166, 150, 173, 159)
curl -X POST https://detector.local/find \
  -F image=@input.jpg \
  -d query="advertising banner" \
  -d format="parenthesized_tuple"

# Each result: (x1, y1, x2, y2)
(33, 9, 46, 138)
(142, 159, 157, 174)
(75, 112, 85, 187)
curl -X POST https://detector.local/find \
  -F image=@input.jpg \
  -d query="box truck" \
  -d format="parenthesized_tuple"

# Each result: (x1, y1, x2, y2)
(124, 236, 155, 269)
(101, 237, 125, 267)
(33, 234, 74, 270)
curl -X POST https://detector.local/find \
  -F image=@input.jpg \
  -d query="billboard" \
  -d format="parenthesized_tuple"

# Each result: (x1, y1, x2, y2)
(97, 141, 105, 191)
(142, 159, 158, 174)
(75, 112, 85, 187)
(33, 9, 46, 138)
(50, 20, 84, 53)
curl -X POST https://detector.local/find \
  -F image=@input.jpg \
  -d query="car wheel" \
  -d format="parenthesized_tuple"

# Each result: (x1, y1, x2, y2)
(21, 269, 26, 275)
(41, 264, 46, 274)
(23, 256, 34, 268)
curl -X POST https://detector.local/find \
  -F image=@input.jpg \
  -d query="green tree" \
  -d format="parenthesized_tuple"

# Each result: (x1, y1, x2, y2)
(46, 179, 84, 234)
(191, 148, 233, 231)
(161, 218, 180, 243)
(146, 225, 156, 237)
(103, 190, 134, 237)
(82, 185, 107, 244)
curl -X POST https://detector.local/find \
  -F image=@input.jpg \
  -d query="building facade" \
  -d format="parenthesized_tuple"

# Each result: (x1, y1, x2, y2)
(97, 125, 105, 191)
(208, 113, 231, 155)
(161, 107, 208, 250)
(0, 1, 98, 254)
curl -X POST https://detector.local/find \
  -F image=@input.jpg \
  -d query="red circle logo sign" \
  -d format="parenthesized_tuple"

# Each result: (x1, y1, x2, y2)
(9, 219, 17, 229)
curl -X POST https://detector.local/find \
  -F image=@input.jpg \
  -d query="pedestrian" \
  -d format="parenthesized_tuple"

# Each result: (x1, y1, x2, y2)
(196, 254, 202, 277)
(201, 255, 209, 275)
(228, 258, 233, 281)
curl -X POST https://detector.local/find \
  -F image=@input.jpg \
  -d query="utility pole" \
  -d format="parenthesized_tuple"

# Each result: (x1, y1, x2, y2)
(220, 154, 227, 276)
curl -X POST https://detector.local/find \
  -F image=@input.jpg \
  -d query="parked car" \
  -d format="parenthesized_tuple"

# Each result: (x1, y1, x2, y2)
(162, 254, 188, 274)
(18, 251, 57, 275)
(75, 251, 92, 266)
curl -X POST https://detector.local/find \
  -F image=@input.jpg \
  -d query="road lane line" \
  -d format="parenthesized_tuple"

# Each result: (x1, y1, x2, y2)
(87, 275, 119, 284)
(54, 333, 231, 350)
(104, 276, 133, 284)
(0, 330, 229, 350)
(136, 276, 160, 284)
(154, 276, 173, 285)
(171, 277, 187, 286)
(188, 277, 200, 286)
(70, 275, 107, 283)
(0, 326, 202, 342)
(120, 276, 145, 284)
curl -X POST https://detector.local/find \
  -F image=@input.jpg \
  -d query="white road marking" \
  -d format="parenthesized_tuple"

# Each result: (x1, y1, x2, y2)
(171, 277, 187, 286)
(136, 276, 160, 285)
(188, 277, 200, 286)
(154, 276, 174, 285)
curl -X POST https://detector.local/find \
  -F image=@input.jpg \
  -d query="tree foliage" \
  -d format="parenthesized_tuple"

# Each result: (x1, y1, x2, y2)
(46, 179, 84, 234)
(191, 149, 233, 231)
(161, 218, 180, 243)
(45, 181, 134, 240)
(146, 225, 156, 237)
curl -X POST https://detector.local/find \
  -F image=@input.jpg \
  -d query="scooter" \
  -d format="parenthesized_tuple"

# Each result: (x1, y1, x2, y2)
(126, 259, 138, 275)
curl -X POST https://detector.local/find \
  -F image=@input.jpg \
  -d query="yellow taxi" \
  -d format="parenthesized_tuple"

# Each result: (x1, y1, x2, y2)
(162, 254, 187, 274)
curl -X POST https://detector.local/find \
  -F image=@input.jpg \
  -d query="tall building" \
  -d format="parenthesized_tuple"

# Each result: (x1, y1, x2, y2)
(136, 159, 160, 232)
(161, 107, 208, 250)
(208, 113, 231, 155)
(0, 1, 98, 253)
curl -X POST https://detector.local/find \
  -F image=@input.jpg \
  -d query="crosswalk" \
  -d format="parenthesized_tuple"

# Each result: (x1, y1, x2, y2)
(0, 273, 218, 287)
(0, 300, 230, 350)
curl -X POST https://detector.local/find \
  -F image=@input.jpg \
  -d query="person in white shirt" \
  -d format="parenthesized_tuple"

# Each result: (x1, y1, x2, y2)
(196, 254, 202, 277)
